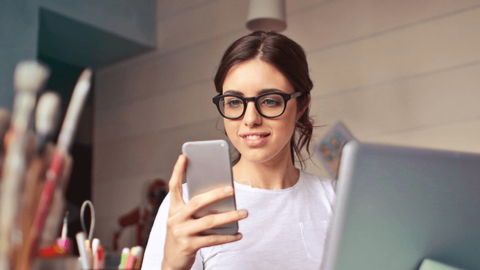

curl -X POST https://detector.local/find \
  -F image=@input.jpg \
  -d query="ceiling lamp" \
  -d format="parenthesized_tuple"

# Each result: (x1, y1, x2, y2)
(246, 0, 286, 32)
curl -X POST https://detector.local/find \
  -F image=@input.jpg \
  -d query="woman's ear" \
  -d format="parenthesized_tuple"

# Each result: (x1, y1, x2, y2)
(296, 93, 311, 122)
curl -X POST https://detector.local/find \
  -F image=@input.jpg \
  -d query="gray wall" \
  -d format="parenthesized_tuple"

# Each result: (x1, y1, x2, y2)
(0, 1, 38, 109)
(94, 0, 480, 249)
(0, 0, 156, 109)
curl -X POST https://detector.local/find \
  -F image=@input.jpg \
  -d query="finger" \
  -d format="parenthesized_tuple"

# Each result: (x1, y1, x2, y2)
(182, 186, 235, 218)
(192, 233, 243, 250)
(188, 209, 248, 235)
(169, 155, 187, 209)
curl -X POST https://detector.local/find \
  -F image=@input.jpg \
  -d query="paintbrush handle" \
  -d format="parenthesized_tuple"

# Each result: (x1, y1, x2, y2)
(16, 151, 63, 270)
(16, 156, 47, 270)
(31, 150, 63, 236)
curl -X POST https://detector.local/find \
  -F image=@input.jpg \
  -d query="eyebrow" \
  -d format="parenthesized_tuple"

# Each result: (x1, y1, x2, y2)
(223, 88, 284, 96)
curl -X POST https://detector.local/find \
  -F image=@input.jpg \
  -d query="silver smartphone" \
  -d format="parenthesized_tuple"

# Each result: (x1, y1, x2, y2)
(182, 139, 238, 235)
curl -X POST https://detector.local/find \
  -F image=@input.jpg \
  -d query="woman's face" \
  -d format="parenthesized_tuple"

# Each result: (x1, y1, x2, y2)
(222, 59, 303, 165)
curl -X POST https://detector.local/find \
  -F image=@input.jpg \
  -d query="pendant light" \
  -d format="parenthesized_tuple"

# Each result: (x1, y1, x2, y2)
(246, 0, 286, 32)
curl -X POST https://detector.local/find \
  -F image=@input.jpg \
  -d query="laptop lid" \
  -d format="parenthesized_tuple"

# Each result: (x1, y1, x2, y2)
(321, 141, 480, 270)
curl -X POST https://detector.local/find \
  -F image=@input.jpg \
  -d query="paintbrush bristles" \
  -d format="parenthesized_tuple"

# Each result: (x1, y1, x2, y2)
(35, 92, 60, 134)
(57, 68, 92, 153)
(78, 68, 92, 83)
(14, 61, 50, 93)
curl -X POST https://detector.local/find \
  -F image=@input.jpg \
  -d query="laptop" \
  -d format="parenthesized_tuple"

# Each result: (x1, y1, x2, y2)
(321, 141, 480, 270)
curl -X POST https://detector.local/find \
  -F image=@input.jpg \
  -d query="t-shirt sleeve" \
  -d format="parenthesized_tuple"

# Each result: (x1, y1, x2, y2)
(142, 192, 171, 269)
(324, 178, 336, 209)
(317, 177, 336, 215)
(143, 188, 204, 270)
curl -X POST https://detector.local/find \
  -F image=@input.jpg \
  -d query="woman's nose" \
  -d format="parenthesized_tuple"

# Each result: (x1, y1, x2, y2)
(243, 101, 262, 127)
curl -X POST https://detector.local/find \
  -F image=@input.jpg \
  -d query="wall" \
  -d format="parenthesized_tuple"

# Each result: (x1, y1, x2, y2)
(0, 0, 155, 109)
(93, 0, 480, 249)
(39, 0, 156, 47)
(0, 1, 38, 108)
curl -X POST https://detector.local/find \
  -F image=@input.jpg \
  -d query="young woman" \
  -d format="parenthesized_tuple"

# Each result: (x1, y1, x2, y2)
(143, 31, 335, 270)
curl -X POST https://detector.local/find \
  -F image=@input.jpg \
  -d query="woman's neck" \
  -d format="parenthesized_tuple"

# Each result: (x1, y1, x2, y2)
(232, 152, 300, 190)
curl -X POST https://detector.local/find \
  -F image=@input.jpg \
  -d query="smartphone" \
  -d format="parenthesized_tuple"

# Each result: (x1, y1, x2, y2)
(182, 139, 238, 235)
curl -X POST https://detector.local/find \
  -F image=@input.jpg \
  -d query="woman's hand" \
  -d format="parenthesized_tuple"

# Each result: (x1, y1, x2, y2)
(162, 155, 248, 270)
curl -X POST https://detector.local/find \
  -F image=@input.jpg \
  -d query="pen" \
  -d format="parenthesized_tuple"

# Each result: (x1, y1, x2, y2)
(119, 247, 130, 269)
(133, 246, 144, 269)
(96, 243, 105, 269)
(85, 239, 93, 269)
(92, 238, 100, 270)
(124, 247, 137, 269)
(76, 232, 89, 270)
(38, 212, 70, 258)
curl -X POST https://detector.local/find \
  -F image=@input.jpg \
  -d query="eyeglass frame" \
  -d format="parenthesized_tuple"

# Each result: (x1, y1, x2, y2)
(212, 91, 303, 119)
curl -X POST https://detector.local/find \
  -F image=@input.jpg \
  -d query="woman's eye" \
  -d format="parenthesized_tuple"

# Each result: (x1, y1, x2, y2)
(262, 99, 281, 107)
(266, 99, 276, 105)
(226, 99, 242, 107)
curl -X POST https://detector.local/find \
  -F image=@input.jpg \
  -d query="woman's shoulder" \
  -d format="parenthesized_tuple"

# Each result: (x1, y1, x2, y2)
(299, 170, 336, 203)
(299, 170, 334, 187)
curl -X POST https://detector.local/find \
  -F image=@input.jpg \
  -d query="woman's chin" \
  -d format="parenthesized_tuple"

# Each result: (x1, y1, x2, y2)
(239, 149, 288, 165)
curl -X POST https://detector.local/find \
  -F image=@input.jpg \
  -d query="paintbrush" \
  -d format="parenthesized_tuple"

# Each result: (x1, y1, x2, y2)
(18, 95, 59, 240)
(19, 91, 60, 253)
(0, 61, 49, 270)
(39, 153, 72, 247)
(18, 68, 92, 270)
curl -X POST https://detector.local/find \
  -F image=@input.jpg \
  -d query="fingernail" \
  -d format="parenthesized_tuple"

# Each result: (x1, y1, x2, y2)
(238, 209, 248, 217)
(224, 186, 233, 193)
(236, 233, 242, 239)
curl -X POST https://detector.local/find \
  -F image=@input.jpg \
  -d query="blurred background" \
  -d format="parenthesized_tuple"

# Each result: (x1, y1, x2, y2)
(2, 0, 480, 253)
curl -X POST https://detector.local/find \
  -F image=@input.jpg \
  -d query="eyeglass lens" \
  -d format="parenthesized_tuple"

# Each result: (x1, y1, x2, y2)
(220, 93, 286, 118)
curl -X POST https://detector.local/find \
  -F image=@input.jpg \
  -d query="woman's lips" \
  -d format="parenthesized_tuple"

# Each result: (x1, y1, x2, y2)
(240, 133, 270, 147)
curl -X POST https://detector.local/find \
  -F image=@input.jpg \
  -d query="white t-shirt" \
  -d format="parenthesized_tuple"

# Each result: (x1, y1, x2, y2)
(143, 170, 336, 270)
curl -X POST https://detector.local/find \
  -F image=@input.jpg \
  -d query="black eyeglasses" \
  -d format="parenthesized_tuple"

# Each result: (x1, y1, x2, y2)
(212, 92, 303, 119)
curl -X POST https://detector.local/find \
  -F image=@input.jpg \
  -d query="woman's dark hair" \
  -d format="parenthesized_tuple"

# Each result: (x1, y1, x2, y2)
(214, 31, 314, 169)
